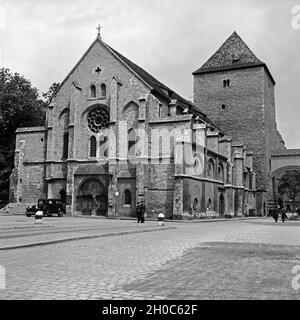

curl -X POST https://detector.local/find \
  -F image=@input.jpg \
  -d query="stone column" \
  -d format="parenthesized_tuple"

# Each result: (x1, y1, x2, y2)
(46, 102, 54, 161)
(173, 177, 183, 219)
(135, 94, 148, 208)
(193, 123, 206, 177)
(233, 145, 244, 216)
(69, 81, 81, 159)
(65, 82, 81, 215)
(107, 77, 121, 218)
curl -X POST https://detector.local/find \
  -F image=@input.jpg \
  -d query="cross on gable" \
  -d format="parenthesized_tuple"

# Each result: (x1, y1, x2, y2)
(95, 66, 101, 75)
(96, 24, 103, 38)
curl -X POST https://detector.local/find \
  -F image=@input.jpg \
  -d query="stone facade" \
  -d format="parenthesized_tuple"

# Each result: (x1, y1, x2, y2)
(10, 32, 267, 218)
(193, 31, 285, 215)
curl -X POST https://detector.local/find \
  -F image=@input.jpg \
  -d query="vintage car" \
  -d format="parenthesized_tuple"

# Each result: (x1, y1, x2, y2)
(25, 199, 65, 217)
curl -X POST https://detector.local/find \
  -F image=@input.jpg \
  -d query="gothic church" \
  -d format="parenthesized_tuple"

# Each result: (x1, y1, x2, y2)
(9, 31, 285, 218)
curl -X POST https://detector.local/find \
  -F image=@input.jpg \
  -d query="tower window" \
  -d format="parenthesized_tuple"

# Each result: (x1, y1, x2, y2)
(223, 79, 230, 87)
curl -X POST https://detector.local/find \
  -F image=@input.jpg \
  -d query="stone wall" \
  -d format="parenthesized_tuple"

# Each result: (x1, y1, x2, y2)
(10, 127, 46, 203)
(194, 67, 268, 190)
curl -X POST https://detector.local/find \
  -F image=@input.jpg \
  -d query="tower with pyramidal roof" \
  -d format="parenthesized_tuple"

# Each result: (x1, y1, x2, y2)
(193, 31, 285, 213)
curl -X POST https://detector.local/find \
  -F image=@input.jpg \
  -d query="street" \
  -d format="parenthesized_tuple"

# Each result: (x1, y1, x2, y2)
(0, 216, 299, 300)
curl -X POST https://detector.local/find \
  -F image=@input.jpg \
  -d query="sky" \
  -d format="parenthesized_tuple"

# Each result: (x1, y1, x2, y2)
(0, 0, 300, 148)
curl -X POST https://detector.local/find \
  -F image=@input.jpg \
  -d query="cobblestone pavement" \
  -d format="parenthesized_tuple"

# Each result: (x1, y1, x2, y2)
(0, 217, 300, 300)
(0, 216, 171, 248)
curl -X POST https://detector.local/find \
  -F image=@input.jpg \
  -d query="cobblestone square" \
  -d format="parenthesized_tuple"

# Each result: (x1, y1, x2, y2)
(0, 216, 300, 300)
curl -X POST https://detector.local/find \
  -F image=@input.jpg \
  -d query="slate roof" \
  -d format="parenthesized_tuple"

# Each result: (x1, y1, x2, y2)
(105, 43, 222, 131)
(193, 31, 275, 84)
(106, 44, 201, 110)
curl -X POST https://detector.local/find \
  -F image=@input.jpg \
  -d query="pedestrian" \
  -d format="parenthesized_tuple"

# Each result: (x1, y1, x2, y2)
(140, 200, 146, 223)
(136, 201, 141, 223)
(273, 208, 279, 222)
(281, 209, 287, 223)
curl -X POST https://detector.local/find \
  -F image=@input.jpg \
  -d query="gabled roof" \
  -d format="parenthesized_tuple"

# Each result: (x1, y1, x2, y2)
(193, 31, 275, 84)
(53, 36, 223, 133)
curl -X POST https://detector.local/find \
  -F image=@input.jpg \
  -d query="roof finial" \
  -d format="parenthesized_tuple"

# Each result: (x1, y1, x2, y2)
(96, 24, 103, 39)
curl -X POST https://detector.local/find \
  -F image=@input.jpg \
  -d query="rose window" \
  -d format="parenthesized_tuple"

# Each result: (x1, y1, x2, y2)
(87, 108, 109, 133)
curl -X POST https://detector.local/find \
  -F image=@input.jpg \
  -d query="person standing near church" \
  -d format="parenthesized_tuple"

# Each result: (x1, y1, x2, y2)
(281, 208, 287, 223)
(136, 202, 141, 223)
(140, 200, 146, 223)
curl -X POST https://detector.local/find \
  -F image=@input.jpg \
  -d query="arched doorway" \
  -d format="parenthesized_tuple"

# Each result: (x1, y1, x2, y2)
(219, 193, 225, 217)
(76, 179, 107, 216)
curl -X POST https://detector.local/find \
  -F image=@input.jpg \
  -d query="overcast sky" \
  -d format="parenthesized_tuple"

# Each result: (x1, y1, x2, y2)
(0, 0, 300, 148)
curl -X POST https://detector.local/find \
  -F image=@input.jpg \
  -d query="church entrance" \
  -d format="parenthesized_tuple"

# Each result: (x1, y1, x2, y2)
(76, 179, 107, 216)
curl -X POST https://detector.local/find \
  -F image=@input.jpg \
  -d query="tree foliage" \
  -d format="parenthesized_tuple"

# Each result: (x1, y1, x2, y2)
(0, 68, 46, 199)
(278, 170, 300, 211)
(42, 82, 60, 103)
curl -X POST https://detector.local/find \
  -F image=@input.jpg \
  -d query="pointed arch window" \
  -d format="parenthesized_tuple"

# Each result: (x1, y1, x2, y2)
(100, 83, 106, 97)
(90, 84, 96, 98)
(207, 198, 212, 211)
(218, 163, 224, 181)
(128, 128, 136, 156)
(207, 159, 214, 178)
(62, 132, 69, 160)
(90, 136, 97, 157)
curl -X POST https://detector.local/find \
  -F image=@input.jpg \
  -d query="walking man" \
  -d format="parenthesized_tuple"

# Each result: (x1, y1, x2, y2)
(273, 208, 279, 222)
(281, 209, 287, 223)
(140, 200, 146, 223)
(136, 201, 141, 223)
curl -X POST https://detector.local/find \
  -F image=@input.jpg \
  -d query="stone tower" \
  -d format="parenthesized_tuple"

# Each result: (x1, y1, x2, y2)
(193, 31, 285, 214)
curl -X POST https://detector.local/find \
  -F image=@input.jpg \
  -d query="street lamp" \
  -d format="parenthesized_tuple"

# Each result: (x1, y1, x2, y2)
(114, 189, 119, 219)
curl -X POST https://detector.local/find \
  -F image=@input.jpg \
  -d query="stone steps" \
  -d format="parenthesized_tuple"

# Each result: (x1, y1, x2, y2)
(0, 203, 36, 215)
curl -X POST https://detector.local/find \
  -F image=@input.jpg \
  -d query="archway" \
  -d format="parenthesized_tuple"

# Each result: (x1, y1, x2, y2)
(219, 193, 225, 217)
(76, 179, 107, 216)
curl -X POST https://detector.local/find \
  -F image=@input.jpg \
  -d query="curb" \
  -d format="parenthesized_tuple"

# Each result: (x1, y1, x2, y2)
(0, 226, 176, 251)
(69, 215, 265, 223)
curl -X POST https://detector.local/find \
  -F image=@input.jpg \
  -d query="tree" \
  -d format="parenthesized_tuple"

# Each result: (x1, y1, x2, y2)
(0, 68, 46, 201)
(42, 82, 60, 103)
(277, 170, 300, 212)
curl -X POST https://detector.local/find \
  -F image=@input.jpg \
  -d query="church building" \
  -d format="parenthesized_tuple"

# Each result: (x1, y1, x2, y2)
(9, 31, 284, 218)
